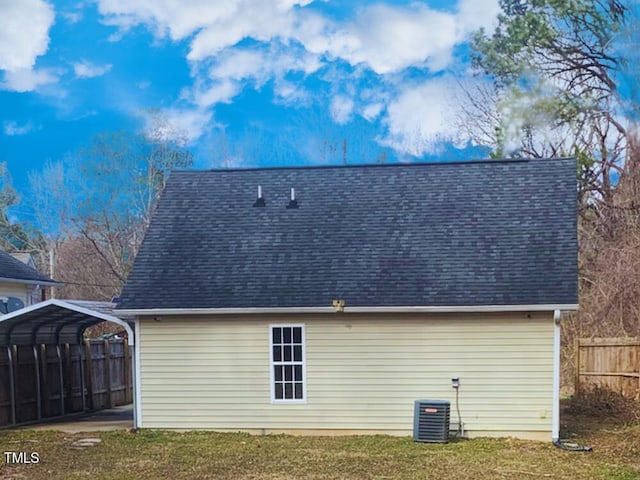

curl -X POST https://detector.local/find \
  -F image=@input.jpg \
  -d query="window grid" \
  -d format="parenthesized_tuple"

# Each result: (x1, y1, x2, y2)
(271, 325, 304, 401)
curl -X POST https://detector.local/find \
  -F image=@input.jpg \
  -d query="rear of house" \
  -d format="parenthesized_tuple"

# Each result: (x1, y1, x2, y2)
(117, 158, 578, 441)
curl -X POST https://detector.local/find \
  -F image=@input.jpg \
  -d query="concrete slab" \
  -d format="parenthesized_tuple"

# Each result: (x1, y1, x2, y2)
(18, 405, 133, 433)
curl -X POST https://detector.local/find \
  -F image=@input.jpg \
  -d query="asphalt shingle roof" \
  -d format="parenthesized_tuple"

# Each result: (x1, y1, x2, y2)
(0, 249, 55, 284)
(118, 158, 578, 310)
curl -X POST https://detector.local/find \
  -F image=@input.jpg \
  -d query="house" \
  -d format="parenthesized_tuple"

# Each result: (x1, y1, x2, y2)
(0, 249, 59, 311)
(116, 158, 578, 441)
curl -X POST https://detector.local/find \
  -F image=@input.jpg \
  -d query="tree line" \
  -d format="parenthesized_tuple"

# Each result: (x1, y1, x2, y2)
(466, 0, 639, 343)
(0, 111, 193, 300)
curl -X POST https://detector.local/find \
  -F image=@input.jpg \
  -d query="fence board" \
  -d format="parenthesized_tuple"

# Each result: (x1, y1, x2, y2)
(576, 337, 640, 401)
(0, 338, 132, 427)
(0, 348, 10, 425)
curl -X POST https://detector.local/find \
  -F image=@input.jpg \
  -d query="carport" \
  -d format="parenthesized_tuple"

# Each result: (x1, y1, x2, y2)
(0, 299, 137, 429)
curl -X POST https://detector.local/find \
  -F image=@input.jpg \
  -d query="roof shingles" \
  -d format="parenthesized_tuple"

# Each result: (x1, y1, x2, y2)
(0, 249, 55, 284)
(118, 158, 578, 309)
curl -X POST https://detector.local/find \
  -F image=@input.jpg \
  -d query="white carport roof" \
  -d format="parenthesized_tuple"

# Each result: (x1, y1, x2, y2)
(0, 299, 135, 346)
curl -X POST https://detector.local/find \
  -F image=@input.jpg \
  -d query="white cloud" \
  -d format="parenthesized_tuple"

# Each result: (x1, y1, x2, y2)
(149, 108, 213, 142)
(73, 60, 112, 79)
(96, 0, 497, 77)
(457, 0, 501, 33)
(330, 95, 354, 124)
(62, 11, 83, 24)
(3, 120, 36, 136)
(209, 50, 266, 82)
(187, 44, 320, 108)
(273, 78, 310, 106)
(94, 0, 502, 156)
(0, 0, 54, 72)
(361, 102, 383, 121)
(163, 109, 212, 141)
(1, 67, 60, 92)
(381, 77, 464, 156)
(187, 3, 296, 62)
(296, 1, 500, 75)
(97, 0, 305, 54)
(298, 4, 458, 74)
(192, 79, 240, 108)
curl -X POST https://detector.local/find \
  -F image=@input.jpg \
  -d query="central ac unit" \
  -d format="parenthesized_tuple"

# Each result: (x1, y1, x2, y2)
(413, 399, 450, 443)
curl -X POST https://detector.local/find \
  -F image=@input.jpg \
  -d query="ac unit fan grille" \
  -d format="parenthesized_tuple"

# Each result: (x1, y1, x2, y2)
(413, 400, 450, 443)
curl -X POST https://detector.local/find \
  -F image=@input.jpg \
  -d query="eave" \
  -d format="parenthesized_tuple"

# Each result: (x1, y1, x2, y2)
(114, 304, 579, 316)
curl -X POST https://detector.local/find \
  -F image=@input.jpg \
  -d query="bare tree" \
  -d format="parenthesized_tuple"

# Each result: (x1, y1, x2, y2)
(27, 113, 193, 300)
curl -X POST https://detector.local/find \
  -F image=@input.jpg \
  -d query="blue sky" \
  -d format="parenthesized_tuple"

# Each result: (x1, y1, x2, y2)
(1, 0, 500, 198)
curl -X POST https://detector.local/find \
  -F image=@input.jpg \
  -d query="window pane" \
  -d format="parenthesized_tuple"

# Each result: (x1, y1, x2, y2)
(294, 365, 302, 381)
(294, 383, 303, 399)
(274, 365, 282, 382)
(284, 383, 293, 399)
(273, 327, 281, 344)
(293, 345, 302, 362)
(283, 327, 292, 343)
(284, 365, 293, 381)
(273, 346, 281, 362)
(293, 327, 302, 343)
(284, 345, 292, 362)
(275, 383, 283, 399)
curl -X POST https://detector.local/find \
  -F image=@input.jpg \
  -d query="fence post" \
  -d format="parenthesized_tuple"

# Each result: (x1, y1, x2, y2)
(84, 341, 94, 410)
(64, 344, 73, 412)
(574, 338, 580, 398)
(104, 340, 112, 409)
(77, 344, 86, 413)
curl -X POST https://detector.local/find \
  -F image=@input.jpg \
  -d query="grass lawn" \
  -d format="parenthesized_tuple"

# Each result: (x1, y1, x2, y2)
(1, 411, 638, 480)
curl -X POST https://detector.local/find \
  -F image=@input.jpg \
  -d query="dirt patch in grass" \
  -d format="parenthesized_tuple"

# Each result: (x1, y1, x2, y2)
(1, 412, 639, 480)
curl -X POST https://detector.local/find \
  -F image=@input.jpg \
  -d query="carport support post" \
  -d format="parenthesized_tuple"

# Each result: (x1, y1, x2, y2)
(39, 345, 49, 417)
(32, 345, 42, 420)
(56, 344, 65, 416)
(124, 338, 132, 404)
(130, 343, 137, 429)
(7, 346, 16, 425)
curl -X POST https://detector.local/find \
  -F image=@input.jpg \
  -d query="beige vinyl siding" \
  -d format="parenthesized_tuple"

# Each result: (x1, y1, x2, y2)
(138, 312, 553, 439)
(0, 282, 29, 306)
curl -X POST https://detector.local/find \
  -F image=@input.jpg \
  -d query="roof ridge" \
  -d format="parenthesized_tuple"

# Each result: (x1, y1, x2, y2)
(172, 157, 575, 174)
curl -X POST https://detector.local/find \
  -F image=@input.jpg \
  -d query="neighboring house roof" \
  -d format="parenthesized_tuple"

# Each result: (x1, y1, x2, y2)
(0, 249, 59, 285)
(118, 158, 578, 311)
(10, 252, 36, 268)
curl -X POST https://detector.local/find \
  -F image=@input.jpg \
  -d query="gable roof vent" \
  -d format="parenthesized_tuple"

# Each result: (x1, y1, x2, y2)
(286, 187, 299, 209)
(253, 185, 266, 207)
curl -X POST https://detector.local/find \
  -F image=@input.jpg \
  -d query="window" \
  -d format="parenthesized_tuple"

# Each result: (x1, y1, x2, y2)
(270, 325, 305, 402)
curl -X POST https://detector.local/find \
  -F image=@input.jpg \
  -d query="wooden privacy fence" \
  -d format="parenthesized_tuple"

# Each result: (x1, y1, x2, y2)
(0, 339, 132, 427)
(575, 337, 640, 400)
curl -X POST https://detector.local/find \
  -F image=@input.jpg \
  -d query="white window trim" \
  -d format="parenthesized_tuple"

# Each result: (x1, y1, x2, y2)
(269, 324, 307, 404)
